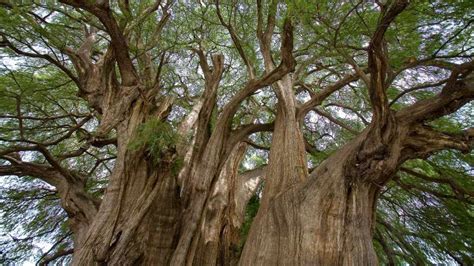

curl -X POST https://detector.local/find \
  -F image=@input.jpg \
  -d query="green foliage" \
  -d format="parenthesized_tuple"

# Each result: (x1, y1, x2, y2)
(239, 194, 261, 252)
(0, 0, 473, 264)
(0, 66, 101, 264)
(128, 118, 181, 165)
(376, 151, 474, 264)
(0, 177, 71, 264)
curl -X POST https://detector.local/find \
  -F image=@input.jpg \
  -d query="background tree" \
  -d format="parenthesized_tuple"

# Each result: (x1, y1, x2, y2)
(0, 0, 473, 265)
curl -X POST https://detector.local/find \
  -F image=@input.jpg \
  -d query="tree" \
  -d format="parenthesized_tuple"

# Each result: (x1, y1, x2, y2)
(0, 0, 472, 265)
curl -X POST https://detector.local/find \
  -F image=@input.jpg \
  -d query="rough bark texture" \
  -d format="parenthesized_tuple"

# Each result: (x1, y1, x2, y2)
(4, 1, 474, 265)
(239, 69, 474, 264)
(168, 17, 295, 266)
(71, 98, 181, 265)
(192, 143, 263, 266)
(239, 74, 313, 265)
(240, 120, 388, 265)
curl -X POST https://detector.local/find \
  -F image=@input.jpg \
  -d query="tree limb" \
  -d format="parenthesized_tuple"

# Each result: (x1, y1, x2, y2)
(367, 0, 409, 125)
(216, 0, 255, 79)
(0, 35, 80, 86)
(397, 61, 474, 123)
(298, 72, 359, 119)
(60, 0, 138, 86)
(403, 125, 474, 160)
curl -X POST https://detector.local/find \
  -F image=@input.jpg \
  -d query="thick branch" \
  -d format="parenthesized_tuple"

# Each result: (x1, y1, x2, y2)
(403, 125, 473, 159)
(60, 0, 138, 85)
(0, 161, 61, 186)
(367, 0, 409, 124)
(38, 249, 74, 266)
(192, 53, 224, 157)
(228, 122, 274, 152)
(397, 61, 474, 123)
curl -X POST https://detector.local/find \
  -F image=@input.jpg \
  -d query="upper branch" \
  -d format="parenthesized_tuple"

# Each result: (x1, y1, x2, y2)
(192, 51, 225, 156)
(298, 72, 360, 119)
(367, 0, 409, 125)
(63, 27, 97, 82)
(256, 0, 277, 71)
(217, 17, 296, 130)
(0, 160, 61, 186)
(403, 125, 474, 160)
(0, 35, 80, 86)
(123, 0, 172, 37)
(397, 61, 474, 123)
(228, 122, 274, 151)
(216, 0, 255, 79)
(60, 0, 138, 86)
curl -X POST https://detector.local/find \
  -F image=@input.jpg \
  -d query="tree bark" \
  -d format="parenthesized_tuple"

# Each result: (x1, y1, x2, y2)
(240, 162, 379, 265)
(71, 98, 181, 265)
(191, 143, 264, 266)
(240, 92, 474, 265)
(240, 122, 388, 265)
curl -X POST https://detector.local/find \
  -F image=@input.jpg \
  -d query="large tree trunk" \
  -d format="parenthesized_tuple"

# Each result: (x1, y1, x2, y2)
(239, 76, 397, 265)
(71, 90, 260, 265)
(55, 5, 296, 263)
(192, 143, 264, 266)
(68, 49, 261, 264)
(169, 130, 253, 265)
(4, 1, 473, 265)
(239, 140, 380, 265)
(71, 99, 182, 265)
(239, 130, 386, 265)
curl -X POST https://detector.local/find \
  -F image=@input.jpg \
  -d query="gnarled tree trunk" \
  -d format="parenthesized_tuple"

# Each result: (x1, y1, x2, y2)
(239, 72, 474, 264)
(4, 1, 474, 265)
(240, 131, 383, 265)
(71, 98, 182, 265)
(192, 143, 264, 266)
